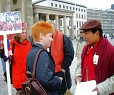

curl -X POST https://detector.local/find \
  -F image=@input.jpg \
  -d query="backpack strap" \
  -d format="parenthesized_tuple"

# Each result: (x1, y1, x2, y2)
(32, 49, 43, 80)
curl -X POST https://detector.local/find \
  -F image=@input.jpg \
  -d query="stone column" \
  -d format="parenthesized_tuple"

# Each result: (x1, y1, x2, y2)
(70, 16, 74, 39)
(46, 13, 49, 21)
(3, 0, 11, 12)
(34, 13, 39, 23)
(55, 15, 59, 30)
(0, 0, 3, 12)
(21, 0, 26, 22)
(26, 0, 33, 29)
(63, 16, 67, 35)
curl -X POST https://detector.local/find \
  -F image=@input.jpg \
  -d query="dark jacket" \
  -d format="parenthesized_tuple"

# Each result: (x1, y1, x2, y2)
(0, 39, 10, 58)
(0, 48, 4, 58)
(26, 43, 62, 95)
(55, 34, 74, 93)
(62, 35, 74, 70)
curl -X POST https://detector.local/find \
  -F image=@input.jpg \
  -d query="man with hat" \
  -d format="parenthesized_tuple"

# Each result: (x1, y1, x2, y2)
(75, 19, 114, 95)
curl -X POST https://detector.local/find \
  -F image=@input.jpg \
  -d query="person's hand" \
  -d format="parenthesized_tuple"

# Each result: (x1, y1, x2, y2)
(92, 87, 100, 95)
(59, 77, 63, 81)
(61, 68, 66, 73)
(75, 76, 82, 85)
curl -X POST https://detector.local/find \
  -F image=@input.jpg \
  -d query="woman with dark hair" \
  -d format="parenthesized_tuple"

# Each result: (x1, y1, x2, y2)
(10, 28, 31, 95)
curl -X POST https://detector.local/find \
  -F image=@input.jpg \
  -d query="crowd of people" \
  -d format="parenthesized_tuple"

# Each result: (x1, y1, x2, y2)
(0, 19, 114, 95)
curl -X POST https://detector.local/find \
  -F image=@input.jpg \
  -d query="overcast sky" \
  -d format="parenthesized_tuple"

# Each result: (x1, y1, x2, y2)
(32, 0, 114, 10)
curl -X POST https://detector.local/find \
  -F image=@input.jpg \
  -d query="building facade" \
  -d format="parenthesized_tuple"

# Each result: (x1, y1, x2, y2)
(33, 0, 87, 39)
(0, 0, 87, 38)
(87, 8, 114, 35)
(33, 5, 75, 38)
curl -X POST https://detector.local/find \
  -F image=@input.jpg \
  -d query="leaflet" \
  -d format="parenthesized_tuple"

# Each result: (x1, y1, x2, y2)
(75, 80, 97, 95)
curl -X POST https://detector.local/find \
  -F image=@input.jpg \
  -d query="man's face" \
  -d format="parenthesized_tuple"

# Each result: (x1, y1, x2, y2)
(82, 30, 100, 46)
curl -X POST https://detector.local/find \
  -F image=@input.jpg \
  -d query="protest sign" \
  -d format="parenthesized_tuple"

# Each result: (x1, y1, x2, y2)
(0, 11, 22, 95)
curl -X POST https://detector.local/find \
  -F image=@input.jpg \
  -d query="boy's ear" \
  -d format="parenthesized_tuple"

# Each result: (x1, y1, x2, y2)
(39, 33, 43, 40)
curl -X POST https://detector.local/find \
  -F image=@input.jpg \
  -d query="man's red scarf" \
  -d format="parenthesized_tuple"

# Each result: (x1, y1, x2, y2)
(82, 38, 101, 81)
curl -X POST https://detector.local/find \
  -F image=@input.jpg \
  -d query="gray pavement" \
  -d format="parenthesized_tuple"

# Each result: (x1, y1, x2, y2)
(0, 58, 16, 95)
(0, 37, 113, 95)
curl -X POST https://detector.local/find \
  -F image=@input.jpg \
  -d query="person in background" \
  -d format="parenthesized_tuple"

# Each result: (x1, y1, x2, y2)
(75, 19, 114, 95)
(29, 35, 33, 45)
(26, 21, 63, 95)
(76, 31, 86, 62)
(0, 39, 10, 81)
(48, 20, 74, 95)
(10, 28, 31, 95)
